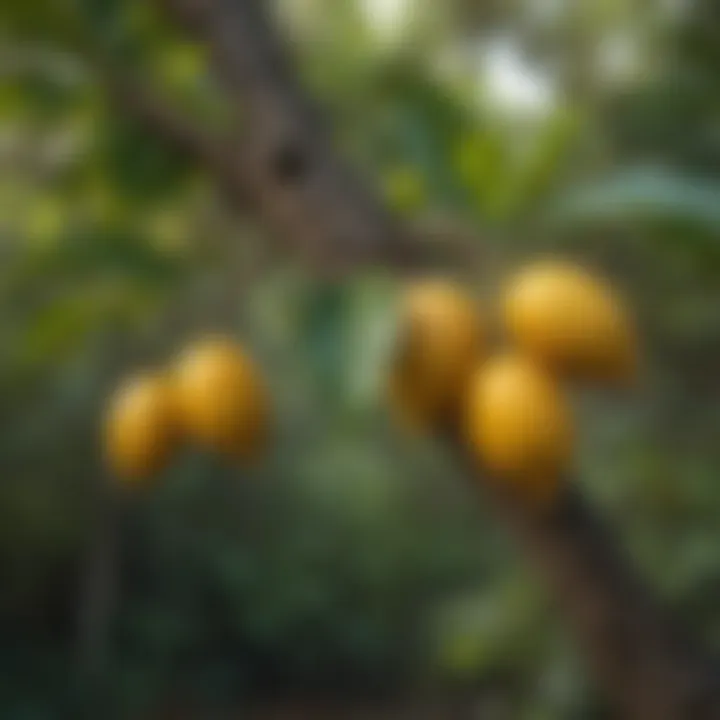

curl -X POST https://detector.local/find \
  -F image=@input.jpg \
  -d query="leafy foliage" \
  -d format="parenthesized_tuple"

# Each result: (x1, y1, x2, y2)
(0, 1, 719, 718)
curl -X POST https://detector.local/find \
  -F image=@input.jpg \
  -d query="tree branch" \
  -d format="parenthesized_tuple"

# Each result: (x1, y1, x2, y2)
(154, 1, 720, 717)
(481, 477, 720, 719)
(159, 0, 420, 272)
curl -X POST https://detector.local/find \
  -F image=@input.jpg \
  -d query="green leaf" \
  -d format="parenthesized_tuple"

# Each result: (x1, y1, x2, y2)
(506, 107, 583, 215)
(99, 113, 194, 204)
(342, 275, 401, 412)
(551, 166, 720, 231)
(20, 229, 185, 284)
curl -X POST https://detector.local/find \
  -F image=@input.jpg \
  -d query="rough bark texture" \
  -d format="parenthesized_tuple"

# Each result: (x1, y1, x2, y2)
(491, 483, 720, 719)
(137, 1, 720, 717)
(156, 0, 424, 273)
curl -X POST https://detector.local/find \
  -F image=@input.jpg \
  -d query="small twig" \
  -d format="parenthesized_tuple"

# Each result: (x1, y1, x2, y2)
(76, 472, 122, 709)
(97, 62, 249, 210)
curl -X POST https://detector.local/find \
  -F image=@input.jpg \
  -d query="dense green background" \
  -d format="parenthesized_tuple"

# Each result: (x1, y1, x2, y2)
(1, 1, 720, 717)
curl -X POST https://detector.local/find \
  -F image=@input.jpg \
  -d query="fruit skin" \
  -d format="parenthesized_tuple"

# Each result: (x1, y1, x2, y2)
(464, 354, 572, 496)
(503, 261, 636, 383)
(172, 338, 269, 460)
(389, 279, 483, 431)
(104, 373, 179, 484)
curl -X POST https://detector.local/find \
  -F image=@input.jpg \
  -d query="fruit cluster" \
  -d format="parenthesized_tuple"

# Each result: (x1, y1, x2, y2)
(389, 261, 637, 502)
(104, 260, 635, 506)
(104, 338, 269, 485)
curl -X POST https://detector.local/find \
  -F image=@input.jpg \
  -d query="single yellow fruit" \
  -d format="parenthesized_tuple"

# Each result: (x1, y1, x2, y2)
(104, 373, 179, 483)
(464, 354, 572, 496)
(173, 337, 269, 461)
(503, 261, 636, 382)
(389, 279, 483, 431)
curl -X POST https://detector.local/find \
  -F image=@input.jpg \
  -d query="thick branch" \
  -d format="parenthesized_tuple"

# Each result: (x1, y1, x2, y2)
(489, 481, 720, 719)
(160, 0, 419, 272)
(155, 1, 720, 717)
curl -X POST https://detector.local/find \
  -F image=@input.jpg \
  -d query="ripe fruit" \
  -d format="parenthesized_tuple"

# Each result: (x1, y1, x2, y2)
(104, 373, 179, 483)
(389, 279, 483, 430)
(502, 261, 636, 382)
(172, 337, 269, 460)
(464, 354, 572, 496)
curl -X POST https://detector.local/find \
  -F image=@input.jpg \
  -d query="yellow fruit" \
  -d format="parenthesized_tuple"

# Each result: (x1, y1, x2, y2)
(503, 261, 636, 382)
(173, 337, 269, 461)
(104, 373, 179, 483)
(464, 354, 572, 496)
(388, 279, 483, 431)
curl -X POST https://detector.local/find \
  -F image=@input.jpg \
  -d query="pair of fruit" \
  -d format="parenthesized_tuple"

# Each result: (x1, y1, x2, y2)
(389, 261, 637, 498)
(104, 338, 269, 485)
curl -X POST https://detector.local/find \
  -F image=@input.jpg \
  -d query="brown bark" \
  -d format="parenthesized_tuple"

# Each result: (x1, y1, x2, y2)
(486, 481, 720, 719)
(128, 1, 720, 717)
(157, 0, 421, 273)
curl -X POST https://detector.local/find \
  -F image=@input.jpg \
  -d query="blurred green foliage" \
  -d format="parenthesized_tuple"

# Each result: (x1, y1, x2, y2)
(1, 1, 719, 718)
